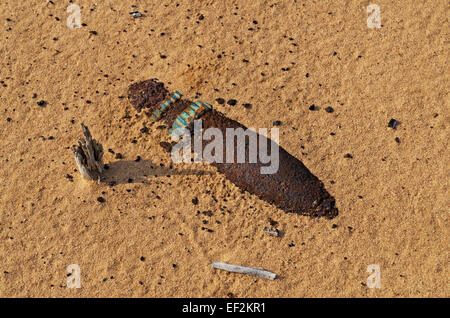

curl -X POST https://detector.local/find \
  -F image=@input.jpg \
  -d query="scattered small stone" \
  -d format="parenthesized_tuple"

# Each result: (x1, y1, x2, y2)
(395, 137, 400, 143)
(129, 11, 143, 18)
(215, 98, 225, 104)
(309, 104, 316, 111)
(115, 153, 123, 159)
(227, 99, 237, 106)
(140, 256, 146, 262)
(37, 100, 47, 107)
(97, 197, 105, 203)
(135, 156, 141, 162)
(332, 224, 338, 229)
(192, 197, 199, 205)
(325, 106, 334, 113)
(140, 126, 149, 134)
(127, 178, 133, 183)
(273, 120, 282, 126)
(243, 103, 252, 109)
(89, 30, 98, 35)
(108, 181, 116, 187)
(388, 118, 398, 129)
(344, 153, 353, 159)
(65, 174, 73, 181)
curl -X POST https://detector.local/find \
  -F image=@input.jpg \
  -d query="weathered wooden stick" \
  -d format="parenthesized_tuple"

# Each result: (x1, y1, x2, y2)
(210, 262, 277, 280)
(72, 124, 104, 181)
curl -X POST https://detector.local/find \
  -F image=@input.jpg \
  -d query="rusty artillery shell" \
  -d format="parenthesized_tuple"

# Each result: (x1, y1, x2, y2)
(127, 80, 338, 218)
(193, 109, 338, 219)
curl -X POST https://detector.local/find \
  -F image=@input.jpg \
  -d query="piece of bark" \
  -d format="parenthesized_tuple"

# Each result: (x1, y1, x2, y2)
(211, 262, 277, 280)
(72, 124, 104, 181)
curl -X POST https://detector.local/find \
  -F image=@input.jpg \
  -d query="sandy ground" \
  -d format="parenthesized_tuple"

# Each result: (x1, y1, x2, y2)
(0, 0, 448, 297)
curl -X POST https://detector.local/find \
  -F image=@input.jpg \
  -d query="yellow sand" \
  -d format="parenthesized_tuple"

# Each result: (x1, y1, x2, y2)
(0, 0, 448, 297)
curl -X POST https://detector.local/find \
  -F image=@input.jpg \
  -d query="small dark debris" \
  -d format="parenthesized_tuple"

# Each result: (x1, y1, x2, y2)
(344, 153, 353, 159)
(130, 11, 143, 18)
(227, 99, 237, 106)
(37, 100, 47, 107)
(325, 106, 334, 113)
(388, 118, 398, 129)
(97, 197, 105, 203)
(192, 197, 199, 205)
(215, 98, 225, 104)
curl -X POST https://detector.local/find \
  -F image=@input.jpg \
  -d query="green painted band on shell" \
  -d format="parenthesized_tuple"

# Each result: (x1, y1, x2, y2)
(169, 101, 212, 139)
(150, 91, 182, 122)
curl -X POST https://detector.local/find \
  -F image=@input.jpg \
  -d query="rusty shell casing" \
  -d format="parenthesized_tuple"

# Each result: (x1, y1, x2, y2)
(185, 109, 338, 219)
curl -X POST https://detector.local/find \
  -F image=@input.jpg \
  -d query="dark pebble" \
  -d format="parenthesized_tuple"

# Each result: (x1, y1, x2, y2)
(395, 137, 400, 143)
(97, 197, 105, 203)
(135, 156, 141, 162)
(344, 153, 353, 159)
(325, 106, 334, 113)
(227, 99, 237, 106)
(115, 153, 123, 159)
(332, 224, 338, 228)
(140, 126, 149, 134)
(242, 103, 252, 109)
(89, 31, 98, 35)
(215, 98, 225, 104)
(388, 118, 398, 129)
(37, 100, 47, 107)
(309, 104, 316, 111)
(140, 256, 146, 262)
(192, 197, 199, 205)
(273, 120, 282, 126)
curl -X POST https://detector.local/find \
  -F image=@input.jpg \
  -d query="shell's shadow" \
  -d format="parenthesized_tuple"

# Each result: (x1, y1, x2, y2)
(102, 159, 213, 185)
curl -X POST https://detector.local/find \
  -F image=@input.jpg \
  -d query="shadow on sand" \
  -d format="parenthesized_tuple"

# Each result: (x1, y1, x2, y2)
(101, 159, 213, 185)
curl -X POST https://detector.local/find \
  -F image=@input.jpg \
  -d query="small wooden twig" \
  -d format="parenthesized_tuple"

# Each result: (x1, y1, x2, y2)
(210, 262, 277, 280)
(72, 124, 104, 181)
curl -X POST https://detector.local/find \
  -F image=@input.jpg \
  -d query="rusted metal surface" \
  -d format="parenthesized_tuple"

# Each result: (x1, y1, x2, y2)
(127, 79, 168, 114)
(199, 110, 338, 219)
(127, 80, 338, 218)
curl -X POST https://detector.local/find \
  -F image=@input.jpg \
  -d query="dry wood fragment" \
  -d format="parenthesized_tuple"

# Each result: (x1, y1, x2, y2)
(72, 124, 104, 181)
(210, 262, 277, 280)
